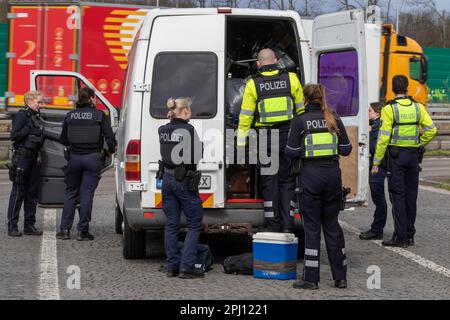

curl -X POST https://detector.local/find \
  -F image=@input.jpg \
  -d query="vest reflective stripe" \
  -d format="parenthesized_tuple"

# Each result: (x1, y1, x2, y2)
(254, 71, 293, 125)
(258, 96, 293, 123)
(295, 102, 305, 114)
(304, 132, 338, 158)
(240, 109, 254, 116)
(390, 102, 420, 146)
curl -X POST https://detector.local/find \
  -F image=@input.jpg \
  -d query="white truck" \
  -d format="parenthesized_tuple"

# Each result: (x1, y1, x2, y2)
(31, 7, 380, 259)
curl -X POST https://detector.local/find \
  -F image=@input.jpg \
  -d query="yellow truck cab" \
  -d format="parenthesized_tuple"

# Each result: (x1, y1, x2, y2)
(380, 24, 428, 105)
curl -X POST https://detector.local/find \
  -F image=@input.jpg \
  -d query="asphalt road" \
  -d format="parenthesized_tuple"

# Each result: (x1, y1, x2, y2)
(0, 161, 449, 300)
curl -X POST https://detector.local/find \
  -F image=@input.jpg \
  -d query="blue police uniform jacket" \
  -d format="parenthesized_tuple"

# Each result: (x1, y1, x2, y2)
(11, 107, 45, 152)
(158, 118, 203, 170)
(369, 118, 381, 167)
(60, 102, 115, 154)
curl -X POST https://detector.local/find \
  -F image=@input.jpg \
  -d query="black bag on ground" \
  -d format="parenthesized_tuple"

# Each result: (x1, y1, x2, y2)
(223, 252, 253, 275)
(158, 242, 214, 273)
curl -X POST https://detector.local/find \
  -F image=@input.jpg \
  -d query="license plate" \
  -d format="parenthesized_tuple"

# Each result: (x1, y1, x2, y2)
(199, 175, 211, 189)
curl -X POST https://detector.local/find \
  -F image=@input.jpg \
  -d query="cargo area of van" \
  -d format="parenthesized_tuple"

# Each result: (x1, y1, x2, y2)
(224, 16, 303, 202)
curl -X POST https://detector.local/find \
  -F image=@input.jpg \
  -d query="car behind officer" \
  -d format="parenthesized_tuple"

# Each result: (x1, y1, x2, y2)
(237, 48, 304, 232)
(159, 97, 204, 279)
(6, 91, 45, 237)
(372, 75, 437, 247)
(56, 87, 115, 241)
(285, 84, 352, 290)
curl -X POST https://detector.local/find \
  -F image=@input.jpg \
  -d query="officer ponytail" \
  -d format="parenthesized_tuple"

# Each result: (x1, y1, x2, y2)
(78, 87, 96, 107)
(304, 84, 339, 134)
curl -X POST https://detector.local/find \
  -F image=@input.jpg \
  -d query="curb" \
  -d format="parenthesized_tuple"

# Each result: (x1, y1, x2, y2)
(419, 178, 450, 191)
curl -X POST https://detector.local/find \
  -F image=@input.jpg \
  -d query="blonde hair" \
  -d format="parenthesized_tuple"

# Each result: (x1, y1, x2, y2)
(303, 84, 339, 134)
(24, 90, 43, 105)
(166, 97, 193, 119)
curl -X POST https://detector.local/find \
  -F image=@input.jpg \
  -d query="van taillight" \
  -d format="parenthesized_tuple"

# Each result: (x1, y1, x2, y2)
(125, 139, 140, 181)
(217, 7, 232, 14)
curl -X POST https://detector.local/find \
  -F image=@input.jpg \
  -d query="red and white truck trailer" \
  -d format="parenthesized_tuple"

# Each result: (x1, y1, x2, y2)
(4, 1, 151, 112)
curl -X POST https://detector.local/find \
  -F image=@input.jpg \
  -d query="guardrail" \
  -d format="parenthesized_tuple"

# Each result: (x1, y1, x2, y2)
(428, 106, 450, 122)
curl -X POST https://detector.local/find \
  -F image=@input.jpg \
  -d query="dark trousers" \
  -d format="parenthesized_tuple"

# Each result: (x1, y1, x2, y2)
(259, 126, 295, 231)
(297, 163, 347, 283)
(387, 149, 420, 242)
(60, 153, 102, 233)
(7, 153, 40, 231)
(162, 172, 203, 271)
(369, 166, 387, 235)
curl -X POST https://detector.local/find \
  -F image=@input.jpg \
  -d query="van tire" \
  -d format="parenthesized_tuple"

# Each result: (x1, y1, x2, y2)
(115, 203, 123, 235)
(123, 213, 146, 259)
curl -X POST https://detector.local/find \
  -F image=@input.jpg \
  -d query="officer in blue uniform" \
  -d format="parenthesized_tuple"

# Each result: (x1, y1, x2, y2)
(360, 102, 388, 240)
(6, 91, 45, 237)
(286, 84, 352, 290)
(56, 87, 115, 241)
(158, 97, 204, 279)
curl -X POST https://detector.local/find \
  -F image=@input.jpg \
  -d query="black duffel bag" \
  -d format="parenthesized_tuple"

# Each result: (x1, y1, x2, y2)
(223, 252, 253, 275)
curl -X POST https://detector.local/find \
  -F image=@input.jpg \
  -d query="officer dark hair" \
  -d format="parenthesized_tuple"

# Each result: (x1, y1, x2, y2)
(370, 102, 382, 114)
(78, 87, 96, 106)
(303, 84, 339, 134)
(392, 75, 409, 95)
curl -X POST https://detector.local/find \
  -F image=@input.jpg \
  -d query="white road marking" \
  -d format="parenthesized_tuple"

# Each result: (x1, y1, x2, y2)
(38, 209, 60, 300)
(339, 220, 450, 279)
(419, 184, 450, 195)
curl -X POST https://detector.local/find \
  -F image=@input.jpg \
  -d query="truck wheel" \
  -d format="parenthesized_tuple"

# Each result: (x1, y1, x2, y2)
(123, 213, 146, 259)
(115, 204, 123, 235)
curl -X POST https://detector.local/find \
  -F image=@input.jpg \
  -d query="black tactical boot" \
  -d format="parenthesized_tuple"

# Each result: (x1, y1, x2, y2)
(24, 225, 43, 236)
(179, 268, 205, 279)
(77, 231, 94, 241)
(56, 230, 71, 240)
(335, 280, 347, 289)
(8, 229, 22, 237)
(292, 279, 319, 290)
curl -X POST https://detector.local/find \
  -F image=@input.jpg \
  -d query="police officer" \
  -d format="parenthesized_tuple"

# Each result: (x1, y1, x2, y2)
(372, 75, 437, 247)
(159, 97, 204, 279)
(360, 102, 388, 240)
(6, 91, 45, 237)
(56, 87, 115, 241)
(285, 84, 352, 290)
(237, 48, 304, 232)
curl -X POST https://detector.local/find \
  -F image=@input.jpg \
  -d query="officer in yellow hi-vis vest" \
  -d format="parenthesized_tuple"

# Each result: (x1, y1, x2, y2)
(372, 75, 437, 248)
(237, 48, 304, 232)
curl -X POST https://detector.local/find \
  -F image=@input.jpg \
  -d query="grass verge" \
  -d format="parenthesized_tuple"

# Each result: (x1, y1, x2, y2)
(424, 149, 450, 157)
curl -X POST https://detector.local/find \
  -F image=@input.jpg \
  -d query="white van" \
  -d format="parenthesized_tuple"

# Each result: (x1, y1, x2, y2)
(31, 8, 380, 259)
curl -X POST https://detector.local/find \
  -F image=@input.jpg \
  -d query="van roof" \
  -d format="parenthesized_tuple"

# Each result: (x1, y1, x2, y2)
(138, 8, 301, 41)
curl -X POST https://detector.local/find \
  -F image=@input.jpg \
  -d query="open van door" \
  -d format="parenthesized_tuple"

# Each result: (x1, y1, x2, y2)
(30, 70, 118, 206)
(311, 10, 380, 203)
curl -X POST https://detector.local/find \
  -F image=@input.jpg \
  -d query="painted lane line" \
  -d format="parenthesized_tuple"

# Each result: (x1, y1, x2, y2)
(38, 209, 60, 300)
(339, 220, 450, 279)
(419, 184, 450, 195)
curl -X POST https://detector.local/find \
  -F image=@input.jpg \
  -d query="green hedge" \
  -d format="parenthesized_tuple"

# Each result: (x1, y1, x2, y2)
(0, 23, 8, 99)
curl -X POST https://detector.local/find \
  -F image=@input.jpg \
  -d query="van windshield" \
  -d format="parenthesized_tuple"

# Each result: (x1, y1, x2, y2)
(150, 52, 218, 119)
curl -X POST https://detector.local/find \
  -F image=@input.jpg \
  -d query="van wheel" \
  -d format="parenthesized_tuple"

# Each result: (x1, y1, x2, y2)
(115, 204, 123, 235)
(294, 228, 305, 260)
(123, 213, 146, 259)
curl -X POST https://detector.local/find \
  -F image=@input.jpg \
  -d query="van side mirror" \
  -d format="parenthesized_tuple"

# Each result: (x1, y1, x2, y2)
(420, 55, 428, 84)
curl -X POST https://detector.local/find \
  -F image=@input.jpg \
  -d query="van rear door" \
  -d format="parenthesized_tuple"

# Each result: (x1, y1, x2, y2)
(30, 70, 117, 206)
(312, 10, 380, 203)
(140, 13, 225, 209)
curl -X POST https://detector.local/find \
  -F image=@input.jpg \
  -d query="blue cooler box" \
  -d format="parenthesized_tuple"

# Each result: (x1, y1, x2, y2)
(252, 232, 298, 280)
